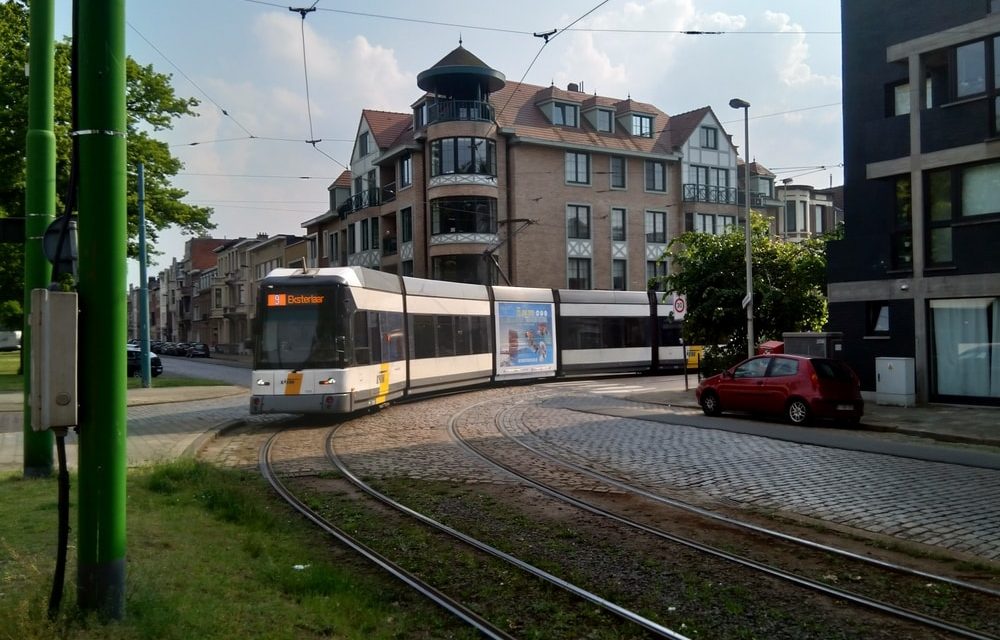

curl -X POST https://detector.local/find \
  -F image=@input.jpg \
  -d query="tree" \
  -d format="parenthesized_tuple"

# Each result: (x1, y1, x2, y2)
(657, 211, 829, 373)
(0, 0, 215, 302)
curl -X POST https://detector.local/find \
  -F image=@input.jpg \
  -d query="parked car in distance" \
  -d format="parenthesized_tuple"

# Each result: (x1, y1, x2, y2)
(126, 346, 163, 377)
(0, 330, 22, 351)
(185, 342, 211, 358)
(695, 354, 863, 425)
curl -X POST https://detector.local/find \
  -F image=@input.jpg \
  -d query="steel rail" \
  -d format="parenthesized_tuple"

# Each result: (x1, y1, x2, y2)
(325, 425, 692, 640)
(447, 401, 999, 640)
(497, 397, 1000, 598)
(258, 431, 516, 640)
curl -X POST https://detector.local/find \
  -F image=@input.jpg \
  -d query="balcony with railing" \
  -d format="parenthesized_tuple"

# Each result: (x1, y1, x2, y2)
(683, 183, 738, 205)
(425, 99, 495, 126)
(337, 183, 397, 218)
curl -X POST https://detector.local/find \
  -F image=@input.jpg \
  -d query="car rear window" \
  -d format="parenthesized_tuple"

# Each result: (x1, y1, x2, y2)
(811, 359, 854, 382)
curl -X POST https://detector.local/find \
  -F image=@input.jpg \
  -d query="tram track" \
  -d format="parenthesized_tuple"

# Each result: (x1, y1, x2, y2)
(446, 395, 1000, 640)
(261, 421, 691, 640)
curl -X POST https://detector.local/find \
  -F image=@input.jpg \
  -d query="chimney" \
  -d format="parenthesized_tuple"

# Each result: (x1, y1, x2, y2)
(257, 232, 268, 239)
(567, 82, 579, 92)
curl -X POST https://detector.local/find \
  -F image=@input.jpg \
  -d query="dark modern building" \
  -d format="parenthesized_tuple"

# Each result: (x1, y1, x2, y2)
(829, 2, 1000, 404)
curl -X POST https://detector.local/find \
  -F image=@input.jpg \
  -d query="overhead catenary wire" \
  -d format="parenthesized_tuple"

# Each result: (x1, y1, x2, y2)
(128, 22, 257, 138)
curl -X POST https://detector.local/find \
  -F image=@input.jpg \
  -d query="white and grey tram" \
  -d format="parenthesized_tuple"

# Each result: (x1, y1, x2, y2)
(250, 267, 687, 415)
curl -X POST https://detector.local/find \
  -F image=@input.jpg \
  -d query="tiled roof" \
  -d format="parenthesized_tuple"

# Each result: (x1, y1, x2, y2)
(491, 81, 675, 155)
(665, 106, 712, 148)
(362, 109, 412, 149)
(331, 170, 352, 188)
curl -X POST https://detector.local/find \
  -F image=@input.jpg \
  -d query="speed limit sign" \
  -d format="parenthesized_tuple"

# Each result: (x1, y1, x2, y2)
(673, 296, 686, 315)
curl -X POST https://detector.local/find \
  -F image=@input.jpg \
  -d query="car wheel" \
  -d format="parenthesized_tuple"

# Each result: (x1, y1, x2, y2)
(701, 391, 722, 416)
(786, 399, 811, 425)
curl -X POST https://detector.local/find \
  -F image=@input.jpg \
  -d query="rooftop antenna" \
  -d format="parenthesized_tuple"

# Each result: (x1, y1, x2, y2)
(459, 33, 463, 46)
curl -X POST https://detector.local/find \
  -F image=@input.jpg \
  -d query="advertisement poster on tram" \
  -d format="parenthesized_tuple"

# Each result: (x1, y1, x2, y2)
(495, 301, 556, 377)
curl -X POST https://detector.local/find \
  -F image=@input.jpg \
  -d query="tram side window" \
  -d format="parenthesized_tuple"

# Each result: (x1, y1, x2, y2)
(562, 316, 650, 349)
(659, 318, 682, 347)
(368, 312, 383, 364)
(411, 315, 436, 359)
(353, 311, 371, 365)
(471, 316, 491, 354)
(623, 317, 649, 348)
(381, 311, 405, 361)
(436, 315, 456, 357)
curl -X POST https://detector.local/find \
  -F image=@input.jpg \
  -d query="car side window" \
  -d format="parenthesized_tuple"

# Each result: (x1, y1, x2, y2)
(767, 357, 799, 377)
(733, 357, 770, 378)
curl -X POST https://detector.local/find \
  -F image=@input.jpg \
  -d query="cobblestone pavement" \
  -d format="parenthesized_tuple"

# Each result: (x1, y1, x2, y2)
(501, 390, 1000, 561)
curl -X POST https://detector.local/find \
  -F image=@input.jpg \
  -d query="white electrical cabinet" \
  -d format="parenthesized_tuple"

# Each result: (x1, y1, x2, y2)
(875, 356, 915, 407)
(30, 289, 78, 430)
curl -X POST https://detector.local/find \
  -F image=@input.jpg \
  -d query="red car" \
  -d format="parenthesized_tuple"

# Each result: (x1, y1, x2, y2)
(695, 354, 864, 425)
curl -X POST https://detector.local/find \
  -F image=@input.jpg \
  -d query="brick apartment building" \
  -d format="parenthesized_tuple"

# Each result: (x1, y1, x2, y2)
(302, 45, 745, 291)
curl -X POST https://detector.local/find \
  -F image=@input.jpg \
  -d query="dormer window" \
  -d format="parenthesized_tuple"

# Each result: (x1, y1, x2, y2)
(632, 114, 653, 137)
(596, 109, 614, 132)
(553, 102, 579, 127)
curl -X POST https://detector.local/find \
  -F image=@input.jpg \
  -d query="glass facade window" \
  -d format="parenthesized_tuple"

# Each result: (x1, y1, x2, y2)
(645, 210, 667, 243)
(646, 260, 667, 291)
(567, 204, 591, 239)
(892, 176, 912, 269)
(430, 137, 496, 177)
(597, 109, 613, 132)
(430, 197, 497, 235)
(962, 162, 1000, 216)
(553, 103, 578, 127)
(632, 115, 653, 137)
(611, 208, 626, 241)
(400, 207, 412, 243)
(927, 169, 952, 265)
(610, 156, 626, 189)
(930, 297, 1000, 399)
(432, 255, 490, 285)
(566, 152, 590, 184)
(645, 160, 666, 192)
(956, 40, 986, 98)
(568, 258, 591, 289)
(400, 153, 412, 188)
(612, 260, 627, 291)
(700, 126, 718, 149)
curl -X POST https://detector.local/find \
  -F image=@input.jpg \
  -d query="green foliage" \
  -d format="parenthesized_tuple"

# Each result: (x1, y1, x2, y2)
(0, 298, 21, 329)
(0, 1, 215, 303)
(656, 211, 829, 358)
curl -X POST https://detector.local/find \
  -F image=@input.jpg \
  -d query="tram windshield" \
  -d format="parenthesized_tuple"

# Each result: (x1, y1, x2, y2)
(255, 284, 349, 369)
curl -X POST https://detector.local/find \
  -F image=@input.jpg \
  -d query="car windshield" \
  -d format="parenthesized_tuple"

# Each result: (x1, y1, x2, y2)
(811, 358, 854, 382)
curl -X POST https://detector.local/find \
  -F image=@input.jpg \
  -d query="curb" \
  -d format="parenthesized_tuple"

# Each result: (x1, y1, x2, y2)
(181, 419, 249, 460)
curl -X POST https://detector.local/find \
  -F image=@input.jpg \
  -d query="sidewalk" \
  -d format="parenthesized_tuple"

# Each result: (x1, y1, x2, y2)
(1, 380, 997, 475)
(0, 385, 250, 473)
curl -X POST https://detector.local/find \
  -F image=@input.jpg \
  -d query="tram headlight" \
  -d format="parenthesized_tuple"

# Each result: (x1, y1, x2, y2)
(255, 378, 270, 386)
(317, 377, 336, 385)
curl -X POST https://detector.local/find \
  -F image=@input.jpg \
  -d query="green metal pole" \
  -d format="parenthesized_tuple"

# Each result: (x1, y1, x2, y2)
(76, 0, 127, 618)
(23, 0, 56, 478)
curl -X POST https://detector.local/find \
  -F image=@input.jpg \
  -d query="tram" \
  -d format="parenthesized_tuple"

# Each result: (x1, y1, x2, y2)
(250, 267, 688, 415)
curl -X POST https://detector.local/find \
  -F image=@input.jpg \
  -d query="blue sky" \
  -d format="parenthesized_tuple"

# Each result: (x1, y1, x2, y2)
(58, 1, 844, 286)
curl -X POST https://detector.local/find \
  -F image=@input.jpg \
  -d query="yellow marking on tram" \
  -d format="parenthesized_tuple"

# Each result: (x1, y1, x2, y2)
(375, 363, 390, 404)
(284, 371, 303, 395)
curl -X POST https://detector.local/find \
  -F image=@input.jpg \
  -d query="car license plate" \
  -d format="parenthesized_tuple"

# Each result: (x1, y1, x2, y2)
(836, 404, 854, 411)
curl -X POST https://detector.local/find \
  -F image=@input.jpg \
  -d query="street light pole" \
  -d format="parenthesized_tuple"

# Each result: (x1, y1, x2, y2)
(729, 98, 754, 359)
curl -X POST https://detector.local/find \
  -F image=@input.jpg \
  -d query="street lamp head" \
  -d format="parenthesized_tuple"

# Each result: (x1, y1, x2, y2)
(729, 98, 750, 109)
